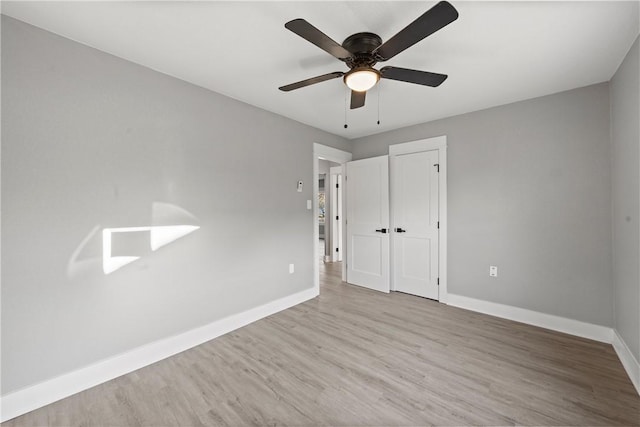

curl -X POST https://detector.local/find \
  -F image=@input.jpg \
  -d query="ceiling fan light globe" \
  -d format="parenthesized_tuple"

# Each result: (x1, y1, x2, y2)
(344, 68, 380, 92)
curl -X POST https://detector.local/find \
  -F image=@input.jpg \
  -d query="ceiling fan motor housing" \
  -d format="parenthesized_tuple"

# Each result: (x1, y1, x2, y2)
(342, 32, 382, 68)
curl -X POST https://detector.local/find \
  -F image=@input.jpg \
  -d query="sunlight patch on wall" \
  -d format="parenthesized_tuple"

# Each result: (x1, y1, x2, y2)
(67, 202, 200, 278)
(150, 225, 200, 251)
(102, 225, 199, 274)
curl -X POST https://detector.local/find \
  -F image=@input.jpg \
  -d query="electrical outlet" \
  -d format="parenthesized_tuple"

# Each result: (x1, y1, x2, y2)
(489, 266, 498, 277)
(289, 263, 295, 274)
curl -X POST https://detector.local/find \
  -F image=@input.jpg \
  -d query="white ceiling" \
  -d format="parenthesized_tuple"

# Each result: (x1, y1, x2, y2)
(2, 1, 639, 139)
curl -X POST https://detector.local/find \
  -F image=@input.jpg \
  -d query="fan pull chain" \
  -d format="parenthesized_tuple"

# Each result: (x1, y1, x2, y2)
(344, 87, 348, 129)
(377, 85, 381, 125)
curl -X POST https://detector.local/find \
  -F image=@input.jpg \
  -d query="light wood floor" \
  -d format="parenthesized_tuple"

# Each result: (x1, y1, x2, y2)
(4, 262, 639, 426)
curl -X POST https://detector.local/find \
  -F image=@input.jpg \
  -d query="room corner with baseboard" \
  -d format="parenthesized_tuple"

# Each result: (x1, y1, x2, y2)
(610, 35, 640, 394)
(350, 35, 640, 399)
(0, 14, 349, 422)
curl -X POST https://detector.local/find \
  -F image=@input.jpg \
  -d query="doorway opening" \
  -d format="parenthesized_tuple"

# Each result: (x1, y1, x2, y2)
(313, 144, 352, 294)
(318, 159, 341, 262)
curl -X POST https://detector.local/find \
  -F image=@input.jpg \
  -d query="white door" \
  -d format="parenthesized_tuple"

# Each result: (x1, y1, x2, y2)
(346, 156, 390, 293)
(391, 150, 439, 299)
(329, 166, 343, 262)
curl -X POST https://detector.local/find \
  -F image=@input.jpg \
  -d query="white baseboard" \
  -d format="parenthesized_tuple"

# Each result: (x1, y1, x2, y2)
(447, 294, 613, 343)
(448, 294, 640, 396)
(612, 330, 640, 395)
(0, 287, 318, 423)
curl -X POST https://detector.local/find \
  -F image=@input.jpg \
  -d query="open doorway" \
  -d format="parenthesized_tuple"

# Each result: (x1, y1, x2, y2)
(318, 159, 340, 262)
(313, 144, 352, 294)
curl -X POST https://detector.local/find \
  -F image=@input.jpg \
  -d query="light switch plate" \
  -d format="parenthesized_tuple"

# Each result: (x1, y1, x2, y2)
(489, 266, 498, 277)
(306, 200, 312, 210)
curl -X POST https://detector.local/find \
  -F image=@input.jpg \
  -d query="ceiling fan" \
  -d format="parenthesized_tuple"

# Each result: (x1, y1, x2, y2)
(278, 1, 459, 109)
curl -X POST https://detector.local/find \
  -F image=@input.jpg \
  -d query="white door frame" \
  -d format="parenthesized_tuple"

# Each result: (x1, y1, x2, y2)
(313, 143, 352, 294)
(389, 136, 448, 303)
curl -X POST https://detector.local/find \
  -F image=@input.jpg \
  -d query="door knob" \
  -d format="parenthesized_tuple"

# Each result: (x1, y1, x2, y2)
(395, 228, 406, 233)
(375, 228, 388, 233)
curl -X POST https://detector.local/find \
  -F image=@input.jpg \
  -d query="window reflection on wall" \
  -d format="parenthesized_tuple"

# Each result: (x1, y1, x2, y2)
(102, 225, 199, 274)
(67, 202, 200, 277)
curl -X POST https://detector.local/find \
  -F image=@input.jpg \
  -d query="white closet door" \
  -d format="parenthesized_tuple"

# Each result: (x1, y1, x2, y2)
(346, 156, 390, 293)
(391, 150, 439, 299)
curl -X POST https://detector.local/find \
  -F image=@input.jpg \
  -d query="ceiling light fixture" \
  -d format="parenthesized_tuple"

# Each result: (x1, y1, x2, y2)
(344, 67, 380, 92)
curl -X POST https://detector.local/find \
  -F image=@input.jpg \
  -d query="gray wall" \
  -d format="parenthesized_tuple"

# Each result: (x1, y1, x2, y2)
(1, 16, 350, 394)
(352, 83, 613, 327)
(611, 36, 640, 361)
(318, 159, 332, 176)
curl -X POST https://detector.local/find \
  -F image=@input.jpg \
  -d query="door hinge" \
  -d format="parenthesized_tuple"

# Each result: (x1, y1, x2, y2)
(336, 247, 339, 252)
(336, 216, 339, 220)
(336, 183, 339, 189)
(437, 221, 440, 229)
(437, 278, 440, 285)
(434, 163, 440, 172)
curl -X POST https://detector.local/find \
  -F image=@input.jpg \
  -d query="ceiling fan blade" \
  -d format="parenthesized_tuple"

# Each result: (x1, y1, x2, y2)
(350, 90, 366, 109)
(279, 72, 344, 92)
(380, 66, 448, 87)
(374, 1, 458, 61)
(285, 19, 353, 60)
